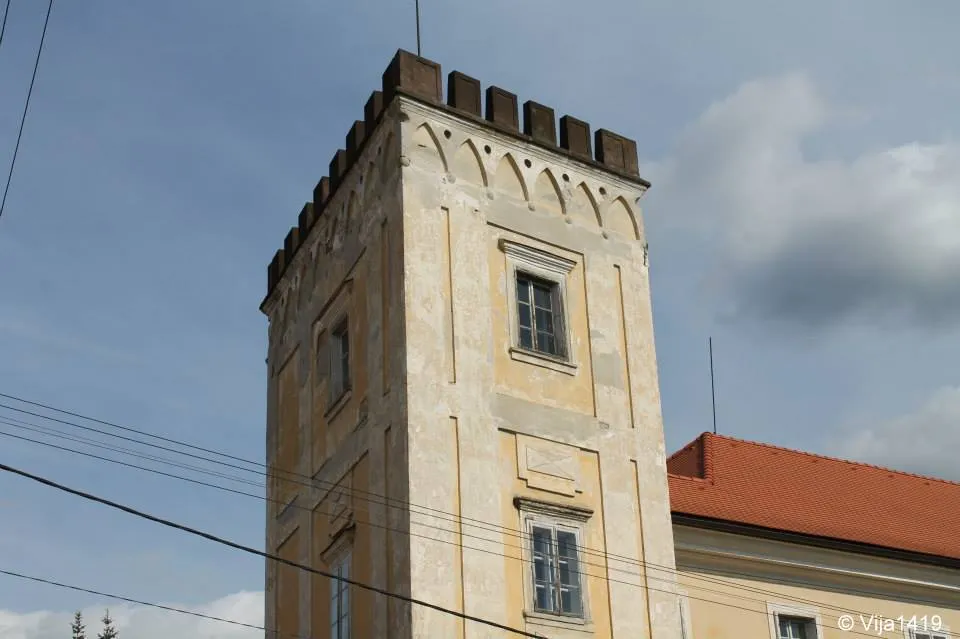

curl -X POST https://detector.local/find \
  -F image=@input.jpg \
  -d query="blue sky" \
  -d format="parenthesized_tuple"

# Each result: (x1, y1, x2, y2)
(1, 0, 958, 636)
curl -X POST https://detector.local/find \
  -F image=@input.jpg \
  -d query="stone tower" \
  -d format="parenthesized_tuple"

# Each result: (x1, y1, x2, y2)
(260, 49, 683, 639)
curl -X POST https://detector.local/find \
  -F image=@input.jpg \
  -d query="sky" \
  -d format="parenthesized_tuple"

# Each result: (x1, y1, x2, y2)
(0, 0, 958, 636)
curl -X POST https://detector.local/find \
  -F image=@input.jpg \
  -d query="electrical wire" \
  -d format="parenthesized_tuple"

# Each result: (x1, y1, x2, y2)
(0, 567, 314, 639)
(2, 422, 956, 639)
(3, 458, 944, 639)
(0, 460, 547, 638)
(2, 394, 958, 632)
(0, 395, 653, 569)
(0, 0, 12, 50)
(0, 0, 54, 221)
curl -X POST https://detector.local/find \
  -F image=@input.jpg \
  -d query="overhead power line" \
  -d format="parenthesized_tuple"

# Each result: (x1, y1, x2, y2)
(0, 461, 546, 639)
(3, 392, 959, 630)
(0, 0, 12, 49)
(0, 394, 627, 565)
(0, 0, 55, 222)
(3, 421, 939, 639)
(0, 568, 306, 638)
(2, 458, 936, 639)
(3, 414, 957, 639)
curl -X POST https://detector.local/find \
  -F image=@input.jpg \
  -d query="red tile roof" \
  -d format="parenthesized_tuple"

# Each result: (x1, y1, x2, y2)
(667, 432, 960, 561)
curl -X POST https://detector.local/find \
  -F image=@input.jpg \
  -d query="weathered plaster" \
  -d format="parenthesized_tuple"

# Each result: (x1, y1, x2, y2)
(262, 88, 682, 638)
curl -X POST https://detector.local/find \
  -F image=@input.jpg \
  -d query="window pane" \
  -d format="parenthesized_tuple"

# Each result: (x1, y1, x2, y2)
(516, 277, 530, 303)
(778, 618, 809, 639)
(537, 332, 557, 356)
(532, 283, 553, 310)
(340, 330, 350, 387)
(531, 527, 556, 612)
(330, 578, 339, 630)
(519, 327, 533, 350)
(557, 530, 582, 616)
(518, 302, 532, 330)
(534, 308, 555, 335)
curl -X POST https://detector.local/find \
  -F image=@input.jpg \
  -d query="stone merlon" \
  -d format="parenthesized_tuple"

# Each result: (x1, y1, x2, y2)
(262, 48, 647, 305)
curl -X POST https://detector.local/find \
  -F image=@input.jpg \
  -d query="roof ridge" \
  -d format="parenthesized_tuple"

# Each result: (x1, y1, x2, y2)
(703, 432, 960, 488)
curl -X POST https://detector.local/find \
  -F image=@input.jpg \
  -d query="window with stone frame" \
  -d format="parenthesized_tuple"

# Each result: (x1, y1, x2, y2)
(518, 503, 589, 620)
(777, 616, 817, 639)
(500, 239, 577, 372)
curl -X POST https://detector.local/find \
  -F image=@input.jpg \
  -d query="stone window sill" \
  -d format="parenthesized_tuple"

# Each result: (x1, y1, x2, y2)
(509, 347, 578, 376)
(523, 609, 594, 633)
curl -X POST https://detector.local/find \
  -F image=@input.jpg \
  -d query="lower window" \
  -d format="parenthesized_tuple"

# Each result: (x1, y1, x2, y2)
(778, 616, 815, 639)
(330, 552, 351, 639)
(529, 522, 584, 617)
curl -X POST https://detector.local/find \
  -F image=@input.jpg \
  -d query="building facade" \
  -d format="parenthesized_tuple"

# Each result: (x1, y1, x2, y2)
(259, 50, 685, 638)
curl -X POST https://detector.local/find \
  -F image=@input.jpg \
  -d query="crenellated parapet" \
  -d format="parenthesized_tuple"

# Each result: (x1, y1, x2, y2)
(261, 48, 647, 309)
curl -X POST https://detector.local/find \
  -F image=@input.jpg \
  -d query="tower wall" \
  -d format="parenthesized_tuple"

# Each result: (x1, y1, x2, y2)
(260, 49, 682, 639)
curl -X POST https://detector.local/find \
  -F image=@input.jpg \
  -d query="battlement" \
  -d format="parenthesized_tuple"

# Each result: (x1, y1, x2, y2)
(262, 48, 646, 307)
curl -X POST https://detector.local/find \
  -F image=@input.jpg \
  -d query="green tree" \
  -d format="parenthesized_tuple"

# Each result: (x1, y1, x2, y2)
(97, 610, 118, 639)
(70, 611, 86, 639)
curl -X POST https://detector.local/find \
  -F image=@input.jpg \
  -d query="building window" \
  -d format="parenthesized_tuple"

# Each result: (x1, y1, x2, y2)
(768, 603, 822, 639)
(330, 552, 351, 639)
(500, 239, 577, 373)
(912, 632, 948, 639)
(329, 318, 350, 402)
(777, 616, 815, 639)
(523, 515, 585, 618)
(516, 273, 564, 358)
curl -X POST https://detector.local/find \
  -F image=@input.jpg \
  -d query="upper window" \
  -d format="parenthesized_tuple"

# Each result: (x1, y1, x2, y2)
(778, 616, 815, 639)
(516, 273, 564, 358)
(330, 552, 351, 639)
(329, 318, 351, 402)
(500, 239, 577, 372)
(912, 632, 948, 639)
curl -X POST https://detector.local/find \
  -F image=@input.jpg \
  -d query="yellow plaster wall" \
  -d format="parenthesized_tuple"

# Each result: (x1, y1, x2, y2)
(498, 430, 612, 635)
(275, 351, 300, 505)
(352, 453, 373, 639)
(307, 455, 372, 639)
(488, 229, 595, 417)
(276, 528, 301, 639)
(310, 268, 369, 475)
(678, 557, 960, 639)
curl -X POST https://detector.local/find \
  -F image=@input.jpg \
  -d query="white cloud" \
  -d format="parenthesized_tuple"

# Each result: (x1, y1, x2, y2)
(0, 591, 262, 639)
(833, 386, 960, 482)
(648, 72, 960, 330)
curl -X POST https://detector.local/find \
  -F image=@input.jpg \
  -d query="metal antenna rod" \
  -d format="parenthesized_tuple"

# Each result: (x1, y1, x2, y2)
(415, 0, 421, 56)
(709, 337, 717, 435)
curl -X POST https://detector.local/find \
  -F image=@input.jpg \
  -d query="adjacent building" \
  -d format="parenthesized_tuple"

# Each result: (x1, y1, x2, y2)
(669, 433, 960, 639)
